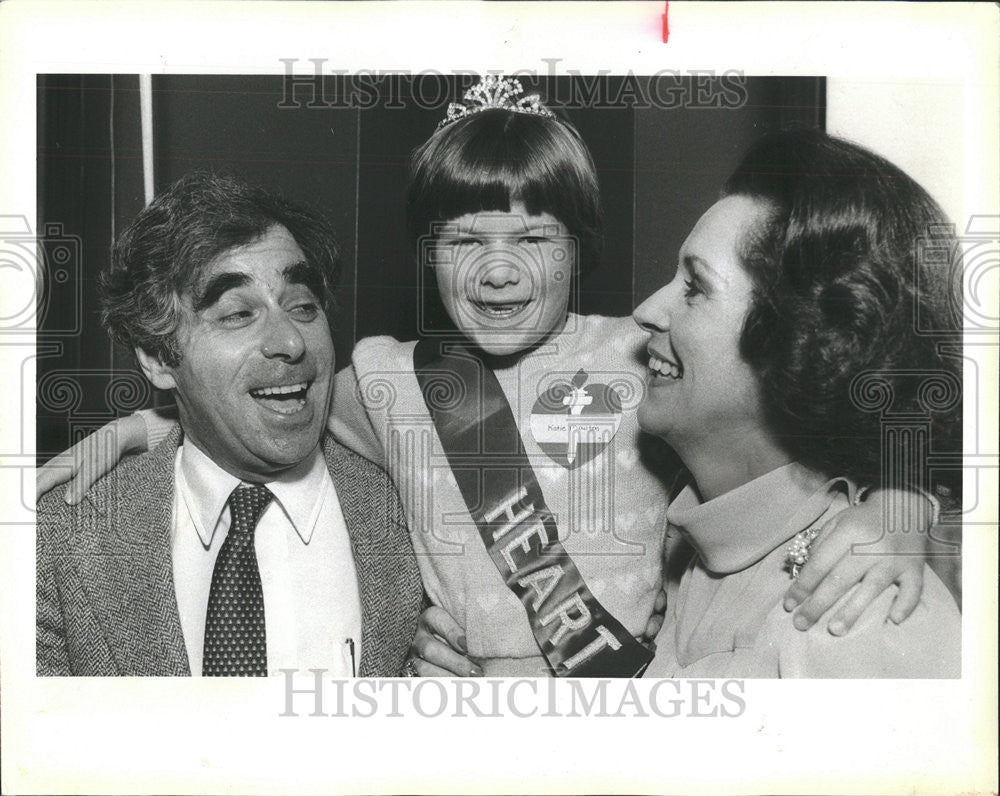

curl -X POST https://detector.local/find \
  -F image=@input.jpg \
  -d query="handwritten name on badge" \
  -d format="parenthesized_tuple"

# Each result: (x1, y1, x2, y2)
(530, 370, 623, 469)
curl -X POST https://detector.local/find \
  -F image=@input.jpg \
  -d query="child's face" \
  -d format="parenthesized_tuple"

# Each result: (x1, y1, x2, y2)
(428, 201, 574, 356)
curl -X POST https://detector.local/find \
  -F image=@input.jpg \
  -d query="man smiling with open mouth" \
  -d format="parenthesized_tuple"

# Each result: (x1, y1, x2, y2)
(36, 173, 423, 679)
(138, 224, 334, 481)
(249, 381, 312, 414)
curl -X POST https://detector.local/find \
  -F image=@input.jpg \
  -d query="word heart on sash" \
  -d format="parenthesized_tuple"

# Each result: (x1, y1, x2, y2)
(414, 339, 653, 677)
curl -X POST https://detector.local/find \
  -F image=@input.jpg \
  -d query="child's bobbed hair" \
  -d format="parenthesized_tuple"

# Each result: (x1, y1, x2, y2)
(407, 107, 603, 275)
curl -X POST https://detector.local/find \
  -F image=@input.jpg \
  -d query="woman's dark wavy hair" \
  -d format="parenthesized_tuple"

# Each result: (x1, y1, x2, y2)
(723, 129, 962, 486)
(406, 107, 603, 277)
(100, 172, 340, 366)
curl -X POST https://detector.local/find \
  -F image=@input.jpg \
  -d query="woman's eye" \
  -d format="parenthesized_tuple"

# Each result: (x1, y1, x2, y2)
(684, 279, 702, 299)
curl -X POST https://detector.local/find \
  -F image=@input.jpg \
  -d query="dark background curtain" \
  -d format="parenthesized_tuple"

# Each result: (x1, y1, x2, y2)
(36, 74, 825, 461)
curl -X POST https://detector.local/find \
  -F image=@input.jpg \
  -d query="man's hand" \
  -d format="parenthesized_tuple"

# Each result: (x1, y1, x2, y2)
(784, 488, 932, 635)
(407, 606, 483, 677)
(36, 414, 148, 504)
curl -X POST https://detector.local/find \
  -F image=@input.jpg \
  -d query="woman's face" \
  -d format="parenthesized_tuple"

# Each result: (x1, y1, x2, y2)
(633, 195, 770, 449)
(428, 200, 574, 356)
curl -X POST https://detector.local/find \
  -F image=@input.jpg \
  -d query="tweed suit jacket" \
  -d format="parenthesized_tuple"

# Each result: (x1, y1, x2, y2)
(37, 427, 423, 677)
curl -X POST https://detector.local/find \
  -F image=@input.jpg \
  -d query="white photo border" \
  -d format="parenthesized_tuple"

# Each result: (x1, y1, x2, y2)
(1, 2, 997, 794)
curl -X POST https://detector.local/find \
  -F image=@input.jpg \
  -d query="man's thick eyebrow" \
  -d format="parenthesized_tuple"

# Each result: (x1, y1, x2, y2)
(283, 260, 316, 283)
(283, 260, 325, 299)
(192, 272, 251, 312)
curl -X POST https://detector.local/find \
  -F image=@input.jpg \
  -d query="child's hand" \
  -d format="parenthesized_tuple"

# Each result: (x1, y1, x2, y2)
(783, 488, 934, 635)
(643, 587, 668, 642)
(408, 606, 483, 677)
(36, 413, 148, 504)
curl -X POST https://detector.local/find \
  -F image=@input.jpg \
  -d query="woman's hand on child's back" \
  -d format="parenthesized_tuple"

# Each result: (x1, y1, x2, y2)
(36, 414, 148, 503)
(408, 605, 483, 677)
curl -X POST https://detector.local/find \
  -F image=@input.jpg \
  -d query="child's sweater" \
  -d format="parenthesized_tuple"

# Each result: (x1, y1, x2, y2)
(331, 314, 674, 675)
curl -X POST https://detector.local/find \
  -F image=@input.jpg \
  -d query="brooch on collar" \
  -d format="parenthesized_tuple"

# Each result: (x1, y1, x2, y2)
(785, 527, 821, 579)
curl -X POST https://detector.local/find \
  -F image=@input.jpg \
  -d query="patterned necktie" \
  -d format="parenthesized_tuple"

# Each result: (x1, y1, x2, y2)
(203, 484, 273, 677)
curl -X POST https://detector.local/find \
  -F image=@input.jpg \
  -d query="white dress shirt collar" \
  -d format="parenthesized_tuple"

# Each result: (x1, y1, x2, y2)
(176, 440, 328, 547)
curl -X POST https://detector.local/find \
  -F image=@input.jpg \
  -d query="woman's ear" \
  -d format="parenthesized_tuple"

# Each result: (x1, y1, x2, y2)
(135, 347, 177, 391)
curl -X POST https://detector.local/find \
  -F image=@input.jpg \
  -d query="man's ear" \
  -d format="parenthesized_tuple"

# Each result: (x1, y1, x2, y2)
(135, 347, 178, 391)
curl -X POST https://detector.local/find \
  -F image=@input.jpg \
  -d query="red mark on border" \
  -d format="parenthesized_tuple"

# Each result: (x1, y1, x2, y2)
(662, 2, 670, 43)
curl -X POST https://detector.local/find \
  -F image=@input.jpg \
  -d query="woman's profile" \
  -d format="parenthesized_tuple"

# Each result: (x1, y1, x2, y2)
(636, 129, 961, 677)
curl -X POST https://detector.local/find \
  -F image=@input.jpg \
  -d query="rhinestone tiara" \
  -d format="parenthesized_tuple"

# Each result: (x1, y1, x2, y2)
(437, 74, 556, 131)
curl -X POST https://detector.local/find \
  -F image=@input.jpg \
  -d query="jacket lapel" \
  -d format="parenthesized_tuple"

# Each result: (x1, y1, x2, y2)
(324, 436, 381, 677)
(71, 427, 190, 675)
(323, 434, 424, 677)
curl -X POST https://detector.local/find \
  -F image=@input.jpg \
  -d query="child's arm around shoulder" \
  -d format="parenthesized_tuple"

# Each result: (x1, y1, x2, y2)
(329, 365, 387, 469)
(36, 409, 165, 503)
(767, 566, 960, 678)
(784, 488, 942, 633)
(328, 335, 415, 470)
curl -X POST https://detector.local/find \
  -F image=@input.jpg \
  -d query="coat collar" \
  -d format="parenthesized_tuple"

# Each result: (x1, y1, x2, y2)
(321, 434, 391, 678)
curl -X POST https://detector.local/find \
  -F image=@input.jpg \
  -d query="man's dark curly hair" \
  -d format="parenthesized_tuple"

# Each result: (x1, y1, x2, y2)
(100, 172, 340, 366)
(722, 129, 962, 486)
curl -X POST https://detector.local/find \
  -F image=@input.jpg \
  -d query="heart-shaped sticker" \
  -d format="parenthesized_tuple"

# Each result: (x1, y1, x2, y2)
(529, 369, 623, 469)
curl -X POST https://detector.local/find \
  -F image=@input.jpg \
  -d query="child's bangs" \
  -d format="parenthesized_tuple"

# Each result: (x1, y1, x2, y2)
(427, 126, 572, 227)
(408, 109, 602, 271)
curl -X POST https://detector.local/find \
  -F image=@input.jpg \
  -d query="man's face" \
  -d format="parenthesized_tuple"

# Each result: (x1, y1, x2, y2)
(138, 225, 334, 481)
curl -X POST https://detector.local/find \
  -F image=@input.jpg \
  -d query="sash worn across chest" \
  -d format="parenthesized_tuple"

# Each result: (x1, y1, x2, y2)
(413, 339, 653, 677)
